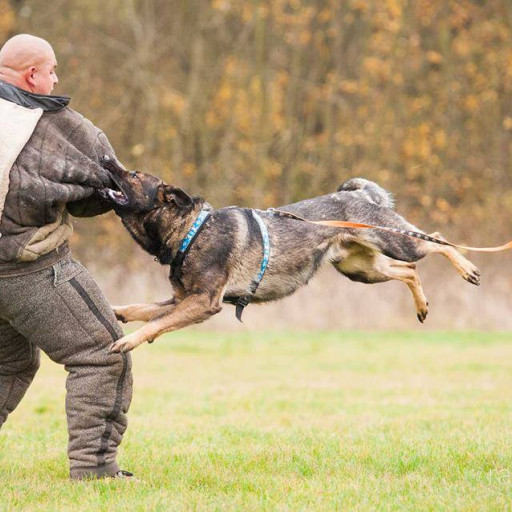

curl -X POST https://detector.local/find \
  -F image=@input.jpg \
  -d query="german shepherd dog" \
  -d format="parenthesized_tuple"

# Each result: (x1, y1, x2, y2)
(100, 157, 480, 353)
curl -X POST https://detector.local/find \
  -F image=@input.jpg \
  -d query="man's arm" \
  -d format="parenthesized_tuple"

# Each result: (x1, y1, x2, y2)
(67, 131, 117, 217)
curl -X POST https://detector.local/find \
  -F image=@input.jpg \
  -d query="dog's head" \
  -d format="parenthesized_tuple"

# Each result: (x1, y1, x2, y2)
(100, 155, 197, 258)
(100, 155, 192, 213)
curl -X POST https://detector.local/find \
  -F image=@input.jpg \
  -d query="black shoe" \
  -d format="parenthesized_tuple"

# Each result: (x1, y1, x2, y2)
(112, 470, 135, 479)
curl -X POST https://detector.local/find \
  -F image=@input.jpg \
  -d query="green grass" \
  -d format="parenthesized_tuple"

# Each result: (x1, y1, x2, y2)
(2, 331, 512, 511)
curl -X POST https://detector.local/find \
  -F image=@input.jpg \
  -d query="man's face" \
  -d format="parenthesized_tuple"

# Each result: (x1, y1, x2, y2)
(29, 50, 58, 95)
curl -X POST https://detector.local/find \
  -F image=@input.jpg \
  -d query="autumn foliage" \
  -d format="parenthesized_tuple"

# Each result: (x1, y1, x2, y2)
(3, 0, 512, 264)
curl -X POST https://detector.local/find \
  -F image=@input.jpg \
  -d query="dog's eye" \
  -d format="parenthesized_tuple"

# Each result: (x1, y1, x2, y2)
(130, 171, 138, 178)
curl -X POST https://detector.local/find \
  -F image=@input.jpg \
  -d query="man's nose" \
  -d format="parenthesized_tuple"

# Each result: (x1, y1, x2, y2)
(54, 73, 59, 84)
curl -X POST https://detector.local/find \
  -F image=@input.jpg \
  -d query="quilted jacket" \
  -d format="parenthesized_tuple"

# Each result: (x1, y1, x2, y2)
(0, 80, 114, 274)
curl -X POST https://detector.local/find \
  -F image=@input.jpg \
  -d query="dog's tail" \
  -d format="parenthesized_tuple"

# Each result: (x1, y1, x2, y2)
(337, 178, 394, 209)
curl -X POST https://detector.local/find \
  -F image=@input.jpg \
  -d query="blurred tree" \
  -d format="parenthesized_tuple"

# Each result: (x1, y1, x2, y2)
(4, 0, 511, 267)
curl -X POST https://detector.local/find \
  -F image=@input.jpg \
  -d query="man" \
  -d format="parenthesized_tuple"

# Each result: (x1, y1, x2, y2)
(0, 34, 133, 480)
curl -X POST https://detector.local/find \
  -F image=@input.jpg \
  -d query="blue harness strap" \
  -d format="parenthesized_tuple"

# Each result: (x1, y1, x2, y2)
(170, 208, 211, 281)
(179, 209, 210, 253)
(249, 210, 270, 290)
(230, 209, 270, 321)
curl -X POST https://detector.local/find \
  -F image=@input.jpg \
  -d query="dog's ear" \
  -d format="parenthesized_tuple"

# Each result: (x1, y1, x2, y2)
(158, 185, 193, 208)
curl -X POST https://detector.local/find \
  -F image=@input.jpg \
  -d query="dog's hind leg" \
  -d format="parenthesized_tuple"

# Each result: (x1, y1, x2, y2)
(334, 252, 429, 322)
(374, 255, 429, 323)
(425, 232, 481, 286)
(111, 299, 176, 323)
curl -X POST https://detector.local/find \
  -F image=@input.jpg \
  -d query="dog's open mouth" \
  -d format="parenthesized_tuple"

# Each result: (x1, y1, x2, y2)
(106, 187, 129, 205)
(100, 180, 129, 206)
(100, 156, 130, 206)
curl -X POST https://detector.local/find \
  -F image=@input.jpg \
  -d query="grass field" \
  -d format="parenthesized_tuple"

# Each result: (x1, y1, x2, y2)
(2, 331, 512, 511)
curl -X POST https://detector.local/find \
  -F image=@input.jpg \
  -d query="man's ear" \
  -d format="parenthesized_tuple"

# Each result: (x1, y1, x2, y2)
(159, 185, 193, 208)
(25, 66, 37, 89)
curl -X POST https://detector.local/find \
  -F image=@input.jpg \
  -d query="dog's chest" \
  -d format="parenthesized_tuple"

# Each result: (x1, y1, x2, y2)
(224, 244, 329, 302)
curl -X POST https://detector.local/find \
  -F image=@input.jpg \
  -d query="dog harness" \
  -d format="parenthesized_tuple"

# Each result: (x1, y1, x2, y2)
(171, 207, 271, 321)
(170, 208, 211, 281)
(223, 209, 270, 321)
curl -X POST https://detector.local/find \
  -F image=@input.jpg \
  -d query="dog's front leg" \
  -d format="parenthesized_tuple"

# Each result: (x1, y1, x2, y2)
(112, 299, 176, 323)
(109, 293, 222, 353)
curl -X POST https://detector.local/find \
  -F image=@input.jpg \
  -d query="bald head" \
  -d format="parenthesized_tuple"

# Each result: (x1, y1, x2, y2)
(0, 34, 58, 95)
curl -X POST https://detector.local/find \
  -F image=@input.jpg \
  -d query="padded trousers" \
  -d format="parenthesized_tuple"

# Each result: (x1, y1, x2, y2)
(0, 254, 132, 479)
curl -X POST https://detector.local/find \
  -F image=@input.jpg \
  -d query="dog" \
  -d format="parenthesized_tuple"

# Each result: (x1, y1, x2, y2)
(99, 156, 480, 353)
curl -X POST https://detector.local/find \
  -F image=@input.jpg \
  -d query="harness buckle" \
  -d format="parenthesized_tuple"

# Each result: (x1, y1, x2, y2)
(235, 296, 250, 322)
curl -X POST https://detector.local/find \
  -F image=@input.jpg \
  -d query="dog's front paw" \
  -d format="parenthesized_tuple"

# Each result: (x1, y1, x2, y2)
(109, 334, 146, 353)
(111, 305, 128, 323)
